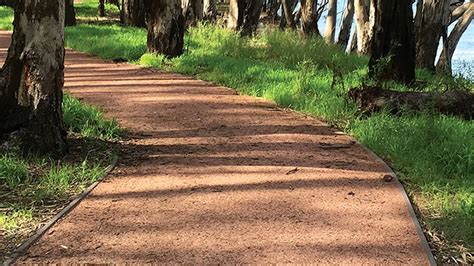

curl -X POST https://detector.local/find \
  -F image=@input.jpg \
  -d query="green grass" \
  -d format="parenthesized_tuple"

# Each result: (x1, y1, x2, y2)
(1, 2, 473, 257)
(56, 18, 474, 252)
(0, 7, 13, 31)
(63, 94, 121, 140)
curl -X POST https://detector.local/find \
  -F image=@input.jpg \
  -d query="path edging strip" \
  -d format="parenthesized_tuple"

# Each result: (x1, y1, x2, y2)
(3, 154, 119, 266)
(343, 133, 437, 265)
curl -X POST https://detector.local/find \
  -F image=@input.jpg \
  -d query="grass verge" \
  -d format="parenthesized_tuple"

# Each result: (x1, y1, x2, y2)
(2, 3, 473, 262)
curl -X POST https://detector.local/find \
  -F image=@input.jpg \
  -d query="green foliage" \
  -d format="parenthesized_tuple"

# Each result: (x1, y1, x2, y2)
(0, 154, 29, 189)
(63, 94, 121, 140)
(140, 53, 165, 68)
(0, 6, 13, 31)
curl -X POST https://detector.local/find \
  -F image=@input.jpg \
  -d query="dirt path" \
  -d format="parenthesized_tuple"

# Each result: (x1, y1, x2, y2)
(0, 31, 431, 264)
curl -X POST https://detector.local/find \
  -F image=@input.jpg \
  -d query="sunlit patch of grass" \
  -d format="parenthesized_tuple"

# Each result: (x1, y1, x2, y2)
(0, 6, 13, 31)
(63, 94, 121, 140)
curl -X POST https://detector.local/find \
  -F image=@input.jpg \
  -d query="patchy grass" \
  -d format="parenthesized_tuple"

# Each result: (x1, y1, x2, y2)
(1, 4, 473, 262)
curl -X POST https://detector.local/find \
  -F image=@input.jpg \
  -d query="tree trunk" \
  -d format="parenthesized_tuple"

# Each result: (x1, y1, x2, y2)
(437, 1, 473, 74)
(267, 0, 279, 22)
(0, 0, 67, 155)
(99, 0, 106, 17)
(122, 0, 146, 27)
(144, 0, 185, 57)
(354, 0, 373, 54)
(228, 0, 264, 36)
(300, 0, 321, 35)
(337, 0, 355, 48)
(65, 0, 76, 26)
(183, 0, 204, 27)
(281, 0, 296, 29)
(368, 0, 415, 84)
(414, 0, 450, 70)
(349, 86, 474, 119)
(324, 0, 337, 43)
(203, 0, 217, 21)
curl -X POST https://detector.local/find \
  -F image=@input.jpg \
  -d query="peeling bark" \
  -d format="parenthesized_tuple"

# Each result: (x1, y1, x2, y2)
(122, 0, 146, 27)
(369, 0, 415, 84)
(0, 0, 67, 155)
(203, 0, 217, 21)
(414, 0, 450, 70)
(144, 0, 185, 57)
(228, 0, 263, 37)
(354, 0, 373, 55)
(324, 0, 337, 43)
(437, 1, 473, 74)
(337, 0, 355, 48)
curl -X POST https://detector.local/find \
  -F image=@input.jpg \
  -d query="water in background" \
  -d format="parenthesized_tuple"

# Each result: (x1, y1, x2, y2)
(315, 0, 473, 77)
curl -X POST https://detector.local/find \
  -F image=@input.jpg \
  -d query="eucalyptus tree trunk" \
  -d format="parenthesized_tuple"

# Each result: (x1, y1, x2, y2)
(122, 0, 146, 27)
(281, 0, 296, 29)
(203, 0, 217, 21)
(0, 0, 67, 155)
(300, 0, 320, 35)
(414, 0, 450, 70)
(369, 0, 415, 84)
(65, 0, 76, 26)
(99, 0, 106, 17)
(324, 0, 337, 43)
(183, 0, 204, 27)
(354, 0, 373, 54)
(228, 0, 264, 36)
(144, 0, 185, 57)
(337, 0, 354, 48)
(437, 2, 474, 74)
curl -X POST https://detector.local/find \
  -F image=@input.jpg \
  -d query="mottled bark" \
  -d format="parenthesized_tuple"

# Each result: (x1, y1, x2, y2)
(281, 0, 296, 29)
(65, 0, 76, 26)
(300, 0, 321, 35)
(324, 0, 337, 43)
(183, 0, 204, 27)
(369, 0, 415, 84)
(122, 0, 146, 27)
(228, 0, 264, 36)
(337, 0, 354, 47)
(203, 0, 217, 21)
(354, 0, 373, 54)
(437, 2, 473, 74)
(414, 0, 450, 70)
(144, 0, 185, 57)
(0, 0, 67, 155)
(99, 0, 106, 17)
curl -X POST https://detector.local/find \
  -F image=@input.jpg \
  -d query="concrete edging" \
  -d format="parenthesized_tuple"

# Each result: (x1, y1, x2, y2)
(3, 154, 119, 266)
(336, 131, 437, 265)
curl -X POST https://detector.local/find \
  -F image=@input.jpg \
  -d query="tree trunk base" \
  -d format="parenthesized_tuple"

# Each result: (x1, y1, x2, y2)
(348, 86, 474, 120)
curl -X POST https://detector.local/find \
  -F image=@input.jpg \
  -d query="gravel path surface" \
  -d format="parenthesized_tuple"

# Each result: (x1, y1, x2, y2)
(0, 31, 430, 264)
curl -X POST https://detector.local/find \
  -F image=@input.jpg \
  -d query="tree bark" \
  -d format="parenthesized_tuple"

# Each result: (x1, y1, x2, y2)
(281, 0, 296, 29)
(183, 0, 204, 27)
(122, 0, 146, 27)
(0, 0, 67, 155)
(228, 0, 264, 36)
(349, 86, 474, 119)
(99, 0, 106, 17)
(414, 0, 450, 70)
(437, 1, 473, 74)
(203, 0, 217, 21)
(300, 0, 321, 35)
(65, 0, 77, 26)
(354, 0, 373, 54)
(144, 0, 185, 57)
(337, 0, 355, 48)
(368, 0, 415, 84)
(324, 0, 337, 43)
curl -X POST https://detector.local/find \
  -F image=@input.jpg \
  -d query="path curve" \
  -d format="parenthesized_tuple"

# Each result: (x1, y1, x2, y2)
(0, 31, 431, 264)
